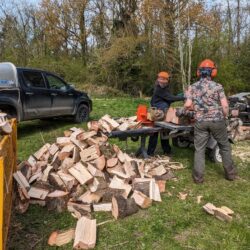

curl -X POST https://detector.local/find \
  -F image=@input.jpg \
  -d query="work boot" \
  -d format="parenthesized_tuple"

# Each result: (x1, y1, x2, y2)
(224, 165, 237, 181)
(192, 173, 204, 184)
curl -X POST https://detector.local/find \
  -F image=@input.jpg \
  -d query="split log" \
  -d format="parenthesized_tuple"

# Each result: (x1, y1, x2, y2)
(86, 137, 99, 146)
(29, 172, 42, 184)
(101, 115, 119, 130)
(56, 137, 71, 147)
(117, 122, 129, 131)
(107, 165, 129, 179)
(92, 155, 106, 171)
(70, 129, 84, 140)
(88, 178, 100, 193)
(220, 206, 234, 215)
(67, 201, 91, 213)
(99, 144, 115, 159)
(132, 178, 151, 196)
(48, 228, 75, 247)
(72, 146, 80, 163)
(17, 187, 29, 200)
(17, 161, 32, 180)
(28, 187, 49, 200)
(112, 195, 139, 219)
(58, 144, 74, 161)
(87, 121, 99, 132)
(27, 155, 37, 168)
(87, 163, 104, 178)
(109, 176, 132, 198)
(13, 171, 30, 190)
(68, 162, 93, 185)
(34, 143, 50, 160)
(61, 157, 74, 171)
(49, 144, 59, 156)
(70, 138, 88, 150)
(149, 165, 167, 176)
(102, 188, 126, 202)
(77, 131, 97, 141)
(149, 179, 161, 202)
(132, 190, 152, 209)
(70, 127, 83, 132)
(98, 119, 112, 133)
(167, 162, 185, 170)
(73, 217, 96, 249)
(64, 130, 72, 137)
(47, 190, 69, 198)
(78, 190, 103, 204)
(203, 203, 217, 215)
(106, 158, 118, 168)
(57, 171, 76, 191)
(49, 173, 66, 190)
(93, 203, 112, 212)
(47, 196, 69, 213)
(123, 160, 136, 177)
(214, 208, 233, 222)
(154, 170, 175, 181)
(80, 145, 100, 162)
(51, 152, 61, 170)
(29, 199, 46, 207)
(41, 165, 53, 182)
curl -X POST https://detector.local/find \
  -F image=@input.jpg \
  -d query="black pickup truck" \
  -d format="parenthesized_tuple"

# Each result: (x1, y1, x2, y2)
(0, 62, 92, 123)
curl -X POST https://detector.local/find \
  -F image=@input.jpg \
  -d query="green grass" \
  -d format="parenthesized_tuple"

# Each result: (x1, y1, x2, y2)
(8, 98, 250, 250)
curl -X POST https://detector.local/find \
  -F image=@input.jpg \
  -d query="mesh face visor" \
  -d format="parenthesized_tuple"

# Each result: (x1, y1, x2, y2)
(199, 67, 213, 77)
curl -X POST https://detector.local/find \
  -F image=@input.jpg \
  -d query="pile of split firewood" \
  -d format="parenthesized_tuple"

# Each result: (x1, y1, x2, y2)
(13, 121, 184, 248)
(88, 114, 142, 133)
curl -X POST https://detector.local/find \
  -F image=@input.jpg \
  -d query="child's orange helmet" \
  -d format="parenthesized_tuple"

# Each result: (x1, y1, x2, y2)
(196, 59, 217, 78)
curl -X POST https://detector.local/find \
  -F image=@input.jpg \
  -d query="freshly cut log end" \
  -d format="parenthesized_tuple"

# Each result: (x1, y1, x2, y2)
(48, 228, 75, 247)
(93, 155, 106, 170)
(112, 195, 139, 220)
(48, 231, 58, 246)
(106, 158, 118, 168)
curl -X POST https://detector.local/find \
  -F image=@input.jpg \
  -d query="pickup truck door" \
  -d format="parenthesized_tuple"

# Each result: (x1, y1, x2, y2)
(44, 73, 75, 115)
(20, 70, 52, 119)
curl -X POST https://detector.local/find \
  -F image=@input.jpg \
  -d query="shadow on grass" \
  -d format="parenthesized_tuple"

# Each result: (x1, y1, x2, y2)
(17, 119, 78, 139)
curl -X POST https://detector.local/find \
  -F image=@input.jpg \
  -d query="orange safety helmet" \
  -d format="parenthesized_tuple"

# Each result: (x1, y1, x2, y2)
(158, 71, 169, 79)
(196, 59, 217, 78)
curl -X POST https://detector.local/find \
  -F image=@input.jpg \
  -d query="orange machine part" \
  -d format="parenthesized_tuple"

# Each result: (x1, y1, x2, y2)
(136, 105, 154, 126)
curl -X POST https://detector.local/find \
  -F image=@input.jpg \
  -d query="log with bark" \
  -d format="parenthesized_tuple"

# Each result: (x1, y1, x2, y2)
(112, 195, 139, 219)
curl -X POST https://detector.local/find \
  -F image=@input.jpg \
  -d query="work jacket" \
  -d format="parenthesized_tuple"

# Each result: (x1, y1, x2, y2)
(150, 81, 184, 111)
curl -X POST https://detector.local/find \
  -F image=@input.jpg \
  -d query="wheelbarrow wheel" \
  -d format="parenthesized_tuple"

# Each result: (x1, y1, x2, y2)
(131, 136, 139, 142)
(172, 136, 190, 148)
(210, 145, 222, 163)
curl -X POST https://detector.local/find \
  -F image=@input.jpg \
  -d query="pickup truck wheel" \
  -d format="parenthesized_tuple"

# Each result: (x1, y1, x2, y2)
(74, 104, 89, 123)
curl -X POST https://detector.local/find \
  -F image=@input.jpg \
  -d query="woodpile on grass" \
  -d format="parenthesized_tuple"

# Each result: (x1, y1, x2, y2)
(13, 115, 185, 249)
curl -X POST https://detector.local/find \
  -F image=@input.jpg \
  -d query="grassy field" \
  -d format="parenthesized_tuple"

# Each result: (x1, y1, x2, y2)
(8, 98, 250, 250)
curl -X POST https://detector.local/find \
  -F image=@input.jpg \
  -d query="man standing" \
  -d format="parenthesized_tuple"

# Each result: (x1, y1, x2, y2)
(147, 71, 185, 156)
(184, 59, 237, 183)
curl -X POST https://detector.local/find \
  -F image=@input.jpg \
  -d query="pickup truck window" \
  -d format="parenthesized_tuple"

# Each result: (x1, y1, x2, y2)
(23, 71, 46, 88)
(46, 74, 68, 91)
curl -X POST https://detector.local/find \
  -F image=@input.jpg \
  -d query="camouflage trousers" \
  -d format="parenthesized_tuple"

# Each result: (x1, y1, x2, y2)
(193, 120, 237, 183)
